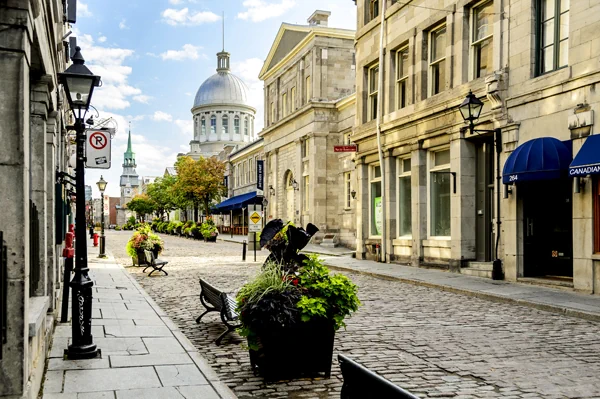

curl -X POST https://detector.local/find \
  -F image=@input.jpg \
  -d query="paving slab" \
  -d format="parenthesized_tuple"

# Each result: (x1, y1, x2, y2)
(63, 367, 161, 392)
(156, 364, 209, 386)
(110, 353, 192, 368)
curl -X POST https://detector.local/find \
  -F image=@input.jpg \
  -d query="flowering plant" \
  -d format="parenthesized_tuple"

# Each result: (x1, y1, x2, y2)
(125, 224, 164, 258)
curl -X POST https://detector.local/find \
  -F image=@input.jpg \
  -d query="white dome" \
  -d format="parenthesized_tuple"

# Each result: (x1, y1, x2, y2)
(193, 71, 251, 108)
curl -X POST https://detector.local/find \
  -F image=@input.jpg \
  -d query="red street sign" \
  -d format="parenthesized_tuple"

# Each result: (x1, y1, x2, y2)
(334, 145, 357, 152)
(89, 131, 108, 150)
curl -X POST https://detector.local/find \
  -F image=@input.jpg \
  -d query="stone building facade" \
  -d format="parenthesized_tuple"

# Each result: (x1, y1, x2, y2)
(259, 10, 357, 246)
(0, 0, 72, 397)
(352, 0, 600, 293)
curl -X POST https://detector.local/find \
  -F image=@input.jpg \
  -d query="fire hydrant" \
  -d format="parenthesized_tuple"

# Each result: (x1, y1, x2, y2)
(93, 233, 99, 247)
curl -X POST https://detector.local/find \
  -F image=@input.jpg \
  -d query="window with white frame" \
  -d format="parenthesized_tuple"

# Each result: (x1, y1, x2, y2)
(429, 149, 451, 237)
(210, 115, 217, 134)
(367, 0, 379, 23)
(343, 132, 352, 145)
(303, 176, 310, 211)
(537, 0, 569, 75)
(429, 25, 447, 96)
(370, 164, 382, 236)
(234, 116, 240, 134)
(396, 47, 409, 109)
(244, 117, 249, 135)
(471, 1, 494, 79)
(222, 115, 229, 135)
(344, 172, 352, 209)
(201, 117, 206, 135)
(368, 64, 379, 121)
(397, 157, 412, 237)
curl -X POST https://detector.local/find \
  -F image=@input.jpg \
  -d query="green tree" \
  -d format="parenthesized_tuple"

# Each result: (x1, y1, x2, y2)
(146, 176, 177, 220)
(126, 194, 156, 223)
(174, 156, 226, 222)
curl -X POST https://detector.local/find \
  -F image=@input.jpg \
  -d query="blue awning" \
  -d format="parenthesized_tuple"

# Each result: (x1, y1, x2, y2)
(569, 134, 600, 177)
(502, 137, 572, 184)
(214, 191, 258, 212)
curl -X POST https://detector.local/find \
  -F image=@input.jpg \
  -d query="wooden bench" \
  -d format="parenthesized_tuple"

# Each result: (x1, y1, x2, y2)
(196, 279, 240, 345)
(142, 250, 169, 276)
(338, 354, 420, 399)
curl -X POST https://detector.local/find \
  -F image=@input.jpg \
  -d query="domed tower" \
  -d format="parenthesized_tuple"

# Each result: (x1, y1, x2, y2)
(188, 50, 256, 159)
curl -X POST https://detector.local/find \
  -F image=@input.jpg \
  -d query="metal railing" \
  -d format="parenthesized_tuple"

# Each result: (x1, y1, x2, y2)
(1, 231, 7, 359)
(29, 201, 40, 297)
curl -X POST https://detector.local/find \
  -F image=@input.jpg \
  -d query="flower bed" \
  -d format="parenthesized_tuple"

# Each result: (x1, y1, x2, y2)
(126, 224, 164, 264)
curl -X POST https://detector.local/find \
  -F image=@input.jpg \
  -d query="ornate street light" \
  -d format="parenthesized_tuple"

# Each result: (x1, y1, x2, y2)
(291, 179, 299, 191)
(459, 91, 503, 281)
(58, 46, 101, 359)
(96, 176, 107, 259)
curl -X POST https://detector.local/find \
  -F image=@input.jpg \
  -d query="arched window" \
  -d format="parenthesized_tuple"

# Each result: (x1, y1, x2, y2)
(210, 115, 217, 134)
(234, 116, 240, 134)
(222, 115, 229, 135)
(244, 117, 249, 135)
(201, 117, 206, 135)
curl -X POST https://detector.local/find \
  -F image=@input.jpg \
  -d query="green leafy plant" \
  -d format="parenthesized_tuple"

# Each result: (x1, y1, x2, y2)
(125, 224, 164, 258)
(200, 217, 218, 239)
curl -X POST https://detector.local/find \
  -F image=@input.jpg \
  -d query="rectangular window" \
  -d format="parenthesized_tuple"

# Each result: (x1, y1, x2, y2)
(210, 116, 217, 134)
(370, 165, 382, 236)
(303, 176, 310, 211)
(282, 92, 288, 117)
(368, 64, 379, 121)
(291, 87, 296, 111)
(344, 132, 352, 145)
(429, 25, 447, 96)
(345, 172, 352, 209)
(398, 157, 412, 237)
(234, 116, 240, 134)
(306, 76, 311, 103)
(222, 116, 229, 134)
(595, 177, 600, 253)
(395, 47, 409, 109)
(367, 0, 379, 23)
(430, 149, 451, 237)
(537, 0, 569, 75)
(472, 1, 494, 78)
(302, 139, 309, 158)
(270, 102, 275, 124)
(201, 118, 206, 135)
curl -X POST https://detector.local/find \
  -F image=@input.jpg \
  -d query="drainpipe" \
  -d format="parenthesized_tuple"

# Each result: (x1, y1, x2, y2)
(375, 0, 388, 262)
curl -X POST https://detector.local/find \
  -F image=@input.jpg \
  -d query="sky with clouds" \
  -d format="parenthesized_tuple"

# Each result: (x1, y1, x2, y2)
(78, 0, 356, 198)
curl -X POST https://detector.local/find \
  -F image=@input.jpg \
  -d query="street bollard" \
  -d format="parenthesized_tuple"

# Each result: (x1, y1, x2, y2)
(61, 232, 75, 323)
(242, 240, 247, 261)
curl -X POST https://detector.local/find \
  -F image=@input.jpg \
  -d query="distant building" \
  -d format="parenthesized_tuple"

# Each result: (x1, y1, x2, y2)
(117, 130, 140, 225)
(109, 197, 120, 226)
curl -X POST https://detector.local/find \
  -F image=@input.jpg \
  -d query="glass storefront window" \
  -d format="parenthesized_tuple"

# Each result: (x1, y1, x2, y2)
(398, 157, 412, 237)
(430, 150, 451, 237)
(370, 164, 382, 236)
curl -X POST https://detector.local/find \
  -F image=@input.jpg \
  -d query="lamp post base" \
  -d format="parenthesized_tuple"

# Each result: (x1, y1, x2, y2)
(65, 345, 100, 360)
(99, 236, 107, 258)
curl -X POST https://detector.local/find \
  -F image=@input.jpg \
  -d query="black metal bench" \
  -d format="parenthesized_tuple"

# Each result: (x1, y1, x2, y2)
(142, 250, 169, 276)
(196, 279, 240, 345)
(338, 354, 420, 399)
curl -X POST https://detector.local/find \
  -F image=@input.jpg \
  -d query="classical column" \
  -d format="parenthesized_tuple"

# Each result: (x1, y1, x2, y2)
(46, 115, 58, 310)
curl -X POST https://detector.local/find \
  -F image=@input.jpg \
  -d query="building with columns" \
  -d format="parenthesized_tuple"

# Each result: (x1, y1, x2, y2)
(187, 50, 257, 159)
(0, 0, 73, 396)
(117, 130, 140, 225)
(259, 10, 357, 246)
(351, 0, 600, 293)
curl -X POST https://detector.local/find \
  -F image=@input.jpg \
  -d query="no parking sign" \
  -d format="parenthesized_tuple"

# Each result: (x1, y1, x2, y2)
(85, 130, 112, 169)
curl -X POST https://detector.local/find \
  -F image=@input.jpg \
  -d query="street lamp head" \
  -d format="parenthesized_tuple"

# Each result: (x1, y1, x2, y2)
(291, 179, 299, 191)
(351, 189, 356, 199)
(96, 175, 107, 193)
(269, 185, 275, 196)
(58, 46, 101, 118)
(459, 91, 484, 126)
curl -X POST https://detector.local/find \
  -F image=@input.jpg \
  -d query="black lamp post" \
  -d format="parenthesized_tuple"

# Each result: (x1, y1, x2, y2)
(459, 91, 504, 280)
(58, 46, 101, 359)
(96, 176, 107, 258)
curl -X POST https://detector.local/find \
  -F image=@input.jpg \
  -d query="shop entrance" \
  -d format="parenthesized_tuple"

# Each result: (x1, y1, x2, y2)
(475, 140, 494, 262)
(522, 179, 573, 278)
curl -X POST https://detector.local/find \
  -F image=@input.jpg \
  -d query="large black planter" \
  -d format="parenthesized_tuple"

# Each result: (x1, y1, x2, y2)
(248, 319, 335, 382)
(204, 235, 217, 242)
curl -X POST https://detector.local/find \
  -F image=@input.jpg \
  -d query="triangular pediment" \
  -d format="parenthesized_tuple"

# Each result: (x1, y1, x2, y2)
(259, 24, 311, 79)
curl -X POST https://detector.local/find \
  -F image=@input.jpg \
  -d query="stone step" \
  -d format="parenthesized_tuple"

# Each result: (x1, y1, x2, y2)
(460, 262, 493, 279)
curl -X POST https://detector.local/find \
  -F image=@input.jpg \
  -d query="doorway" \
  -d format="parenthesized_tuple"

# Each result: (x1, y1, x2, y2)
(521, 179, 573, 278)
(475, 140, 494, 262)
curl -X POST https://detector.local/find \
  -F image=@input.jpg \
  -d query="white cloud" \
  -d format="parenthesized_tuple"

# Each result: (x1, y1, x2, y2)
(159, 44, 202, 61)
(237, 0, 295, 22)
(232, 58, 264, 132)
(119, 19, 128, 29)
(161, 8, 220, 26)
(175, 119, 193, 136)
(133, 95, 151, 104)
(152, 111, 173, 122)
(169, 0, 184, 4)
(184, 92, 192, 96)
(79, 1, 92, 17)
(98, 36, 107, 43)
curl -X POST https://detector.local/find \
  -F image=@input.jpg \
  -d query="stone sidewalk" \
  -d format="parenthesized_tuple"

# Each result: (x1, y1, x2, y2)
(220, 234, 600, 321)
(42, 245, 236, 399)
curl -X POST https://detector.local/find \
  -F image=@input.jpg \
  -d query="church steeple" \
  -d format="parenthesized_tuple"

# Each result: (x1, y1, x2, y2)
(123, 127, 136, 167)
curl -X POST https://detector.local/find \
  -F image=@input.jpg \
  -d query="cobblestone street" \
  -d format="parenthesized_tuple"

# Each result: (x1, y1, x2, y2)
(106, 230, 600, 399)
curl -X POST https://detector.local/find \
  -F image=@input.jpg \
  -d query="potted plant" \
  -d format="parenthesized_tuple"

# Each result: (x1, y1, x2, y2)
(200, 218, 218, 242)
(236, 220, 360, 382)
(126, 224, 164, 265)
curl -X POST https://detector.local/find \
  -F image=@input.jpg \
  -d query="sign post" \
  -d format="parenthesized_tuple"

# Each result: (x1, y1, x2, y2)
(248, 204, 262, 261)
(85, 129, 111, 169)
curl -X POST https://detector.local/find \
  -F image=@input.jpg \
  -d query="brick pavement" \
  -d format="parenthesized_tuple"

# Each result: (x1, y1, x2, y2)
(107, 230, 600, 399)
